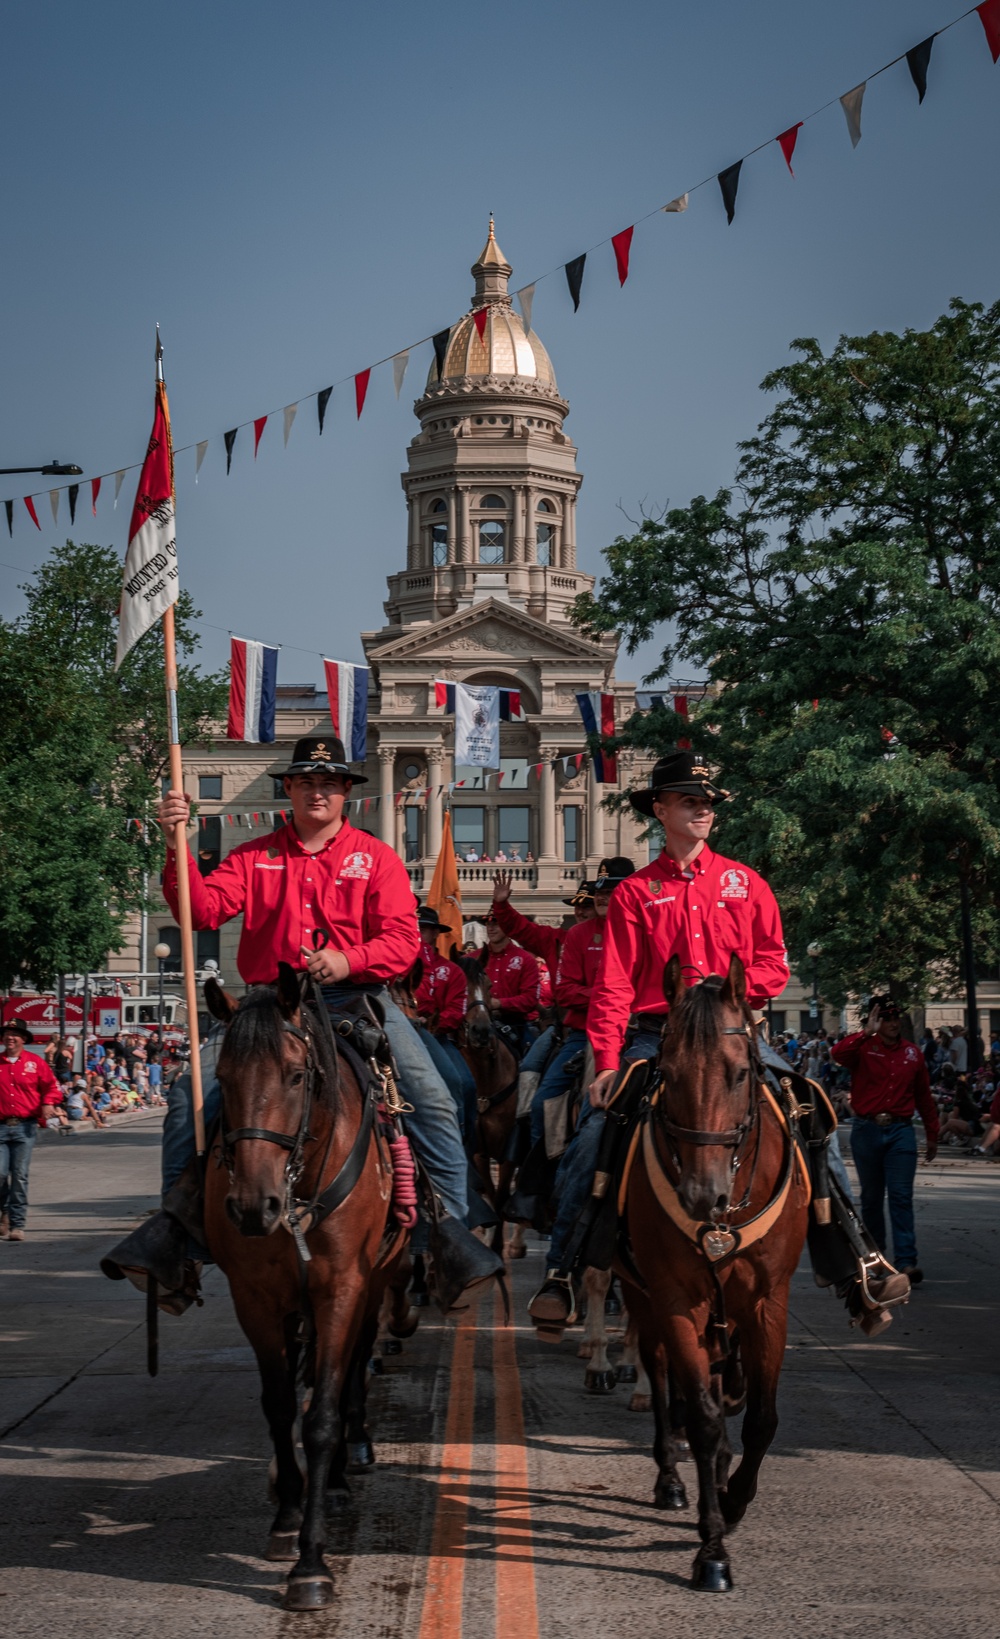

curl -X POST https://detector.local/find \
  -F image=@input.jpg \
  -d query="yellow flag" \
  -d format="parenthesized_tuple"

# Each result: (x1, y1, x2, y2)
(426, 809, 463, 958)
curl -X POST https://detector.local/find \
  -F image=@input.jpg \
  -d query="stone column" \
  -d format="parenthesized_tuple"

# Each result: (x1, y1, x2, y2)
(426, 746, 444, 860)
(539, 746, 558, 861)
(512, 488, 525, 563)
(446, 489, 458, 565)
(524, 485, 536, 562)
(587, 758, 604, 861)
(458, 488, 472, 564)
(563, 491, 576, 568)
(378, 745, 396, 848)
(407, 490, 420, 569)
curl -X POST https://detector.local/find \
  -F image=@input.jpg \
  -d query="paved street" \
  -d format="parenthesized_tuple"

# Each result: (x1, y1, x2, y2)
(1, 1117, 999, 1638)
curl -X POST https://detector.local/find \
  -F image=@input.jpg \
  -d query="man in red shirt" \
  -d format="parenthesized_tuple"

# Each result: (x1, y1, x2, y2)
(0, 1019, 61, 1241)
(481, 914, 540, 1055)
(831, 997, 939, 1282)
(412, 904, 477, 1139)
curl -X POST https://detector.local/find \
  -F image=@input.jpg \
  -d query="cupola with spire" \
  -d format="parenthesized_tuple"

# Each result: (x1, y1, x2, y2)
(427, 218, 556, 388)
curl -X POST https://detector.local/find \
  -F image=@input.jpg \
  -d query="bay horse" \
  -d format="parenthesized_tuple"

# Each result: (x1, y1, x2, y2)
(620, 953, 809, 1592)
(455, 955, 521, 1253)
(203, 965, 409, 1611)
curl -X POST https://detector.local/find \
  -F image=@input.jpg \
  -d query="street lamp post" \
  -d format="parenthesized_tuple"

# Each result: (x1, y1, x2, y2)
(0, 461, 83, 476)
(154, 942, 171, 1055)
(806, 941, 823, 1025)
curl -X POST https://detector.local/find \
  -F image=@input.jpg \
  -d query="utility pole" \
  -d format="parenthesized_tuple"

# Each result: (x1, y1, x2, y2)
(960, 873, 980, 1073)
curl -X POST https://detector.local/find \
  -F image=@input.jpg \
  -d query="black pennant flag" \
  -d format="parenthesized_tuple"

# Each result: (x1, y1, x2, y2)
(718, 160, 743, 224)
(68, 483, 79, 525)
(432, 329, 450, 379)
(907, 36, 935, 103)
(224, 428, 238, 474)
(565, 254, 586, 311)
(317, 386, 333, 434)
(4, 499, 12, 538)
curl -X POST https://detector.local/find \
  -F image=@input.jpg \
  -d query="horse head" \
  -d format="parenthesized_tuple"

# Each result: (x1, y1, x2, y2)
(455, 951, 497, 1054)
(657, 953, 757, 1223)
(207, 963, 318, 1238)
(389, 957, 424, 1022)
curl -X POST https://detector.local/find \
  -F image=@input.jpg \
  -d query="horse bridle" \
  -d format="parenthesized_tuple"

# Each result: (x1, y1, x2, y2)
(221, 1017, 321, 1196)
(656, 1019, 765, 1209)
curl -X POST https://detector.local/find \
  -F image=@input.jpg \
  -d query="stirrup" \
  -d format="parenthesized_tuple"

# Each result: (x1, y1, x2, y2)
(857, 1253, 910, 1312)
(528, 1269, 577, 1338)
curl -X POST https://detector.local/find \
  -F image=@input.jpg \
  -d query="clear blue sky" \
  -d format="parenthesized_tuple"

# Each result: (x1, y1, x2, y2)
(1, 0, 997, 688)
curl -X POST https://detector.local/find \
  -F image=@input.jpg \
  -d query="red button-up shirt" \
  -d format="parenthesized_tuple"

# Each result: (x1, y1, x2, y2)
(0, 1050, 61, 1119)
(588, 846, 789, 1073)
(163, 820, 420, 987)
(556, 917, 606, 1032)
(492, 900, 564, 984)
(830, 1031, 939, 1140)
(415, 940, 468, 1033)
(485, 943, 541, 1018)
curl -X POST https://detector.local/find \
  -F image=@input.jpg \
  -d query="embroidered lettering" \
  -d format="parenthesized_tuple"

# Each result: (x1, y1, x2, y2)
(719, 867, 750, 901)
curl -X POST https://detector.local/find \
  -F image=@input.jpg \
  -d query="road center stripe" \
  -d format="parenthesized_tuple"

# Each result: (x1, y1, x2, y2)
(492, 1289, 539, 1639)
(417, 1309, 477, 1639)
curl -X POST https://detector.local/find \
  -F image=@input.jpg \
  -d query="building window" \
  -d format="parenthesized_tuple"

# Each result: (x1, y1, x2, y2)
(198, 775, 222, 800)
(537, 498, 555, 512)
(768, 1009, 786, 1036)
(536, 523, 553, 566)
(432, 522, 448, 566)
(479, 520, 505, 564)
(498, 806, 530, 860)
(157, 926, 182, 973)
(196, 929, 220, 968)
(404, 761, 423, 780)
(403, 807, 421, 863)
(480, 494, 505, 508)
(197, 816, 221, 875)
(564, 805, 580, 862)
(273, 777, 288, 799)
(429, 498, 447, 513)
(453, 806, 486, 858)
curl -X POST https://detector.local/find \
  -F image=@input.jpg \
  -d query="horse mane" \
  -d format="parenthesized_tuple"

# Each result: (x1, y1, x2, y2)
(217, 982, 340, 1106)
(669, 976, 737, 1054)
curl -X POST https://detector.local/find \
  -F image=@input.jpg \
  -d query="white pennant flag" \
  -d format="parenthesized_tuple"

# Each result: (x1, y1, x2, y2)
(195, 440, 209, 479)
(840, 83, 866, 149)
(517, 284, 535, 335)
(392, 351, 409, 398)
(115, 373, 178, 669)
(283, 403, 298, 446)
(49, 489, 59, 525)
(663, 194, 689, 213)
(114, 469, 126, 508)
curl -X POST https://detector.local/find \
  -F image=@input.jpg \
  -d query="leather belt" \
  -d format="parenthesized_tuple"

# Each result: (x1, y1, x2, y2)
(631, 1013, 670, 1032)
(862, 1112, 912, 1127)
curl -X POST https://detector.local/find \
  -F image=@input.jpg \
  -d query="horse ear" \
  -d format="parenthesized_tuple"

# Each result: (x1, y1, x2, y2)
(410, 957, 424, 991)
(276, 962, 303, 1019)
(720, 952, 747, 1009)
(204, 977, 238, 1023)
(448, 942, 460, 963)
(478, 945, 489, 969)
(662, 955, 684, 1007)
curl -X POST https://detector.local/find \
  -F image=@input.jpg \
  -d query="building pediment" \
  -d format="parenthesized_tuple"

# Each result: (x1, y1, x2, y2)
(366, 599, 609, 664)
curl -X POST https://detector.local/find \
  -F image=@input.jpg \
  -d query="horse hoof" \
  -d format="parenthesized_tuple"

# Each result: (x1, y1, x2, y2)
(388, 1309, 419, 1339)
(347, 1439, 375, 1471)
(584, 1368, 617, 1395)
(616, 1363, 638, 1384)
(283, 1574, 335, 1610)
(654, 1479, 688, 1511)
(382, 1338, 403, 1355)
(265, 1531, 300, 1562)
(691, 1556, 733, 1593)
(629, 1392, 651, 1413)
(368, 1355, 384, 1375)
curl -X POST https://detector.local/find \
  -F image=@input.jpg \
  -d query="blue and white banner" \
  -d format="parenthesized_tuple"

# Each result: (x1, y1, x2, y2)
(227, 637, 278, 742)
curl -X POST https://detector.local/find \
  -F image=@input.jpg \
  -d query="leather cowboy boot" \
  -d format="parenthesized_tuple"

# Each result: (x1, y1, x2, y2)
(528, 1269, 578, 1340)
(100, 1209, 202, 1315)
(428, 1215, 506, 1314)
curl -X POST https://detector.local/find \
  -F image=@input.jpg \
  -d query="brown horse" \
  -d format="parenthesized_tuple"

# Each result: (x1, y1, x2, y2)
(203, 966, 409, 1611)
(620, 953, 809, 1592)
(455, 956, 520, 1252)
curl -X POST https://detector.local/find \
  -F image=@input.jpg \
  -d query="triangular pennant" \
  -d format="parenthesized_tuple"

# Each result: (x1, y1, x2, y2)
(497, 771, 505, 786)
(978, 0, 1000, 63)
(317, 386, 333, 434)
(68, 483, 79, 524)
(283, 403, 298, 446)
(611, 226, 634, 286)
(24, 496, 40, 530)
(777, 122, 802, 176)
(532, 762, 542, 779)
(392, 352, 409, 398)
(91, 476, 101, 515)
(840, 83, 866, 148)
(575, 752, 585, 770)
(114, 470, 126, 505)
(49, 489, 59, 525)
(906, 36, 935, 104)
(565, 254, 586, 311)
(517, 283, 535, 334)
(253, 416, 267, 458)
(432, 329, 450, 379)
(195, 440, 209, 478)
(4, 499, 12, 537)
(363, 797, 371, 815)
(354, 369, 371, 419)
(472, 307, 488, 342)
(663, 194, 688, 213)
(224, 429, 238, 474)
(718, 160, 742, 224)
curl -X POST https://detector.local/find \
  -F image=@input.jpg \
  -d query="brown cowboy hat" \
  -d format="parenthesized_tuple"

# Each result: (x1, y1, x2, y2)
(628, 750, 728, 817)
(267, 734, 369, 783)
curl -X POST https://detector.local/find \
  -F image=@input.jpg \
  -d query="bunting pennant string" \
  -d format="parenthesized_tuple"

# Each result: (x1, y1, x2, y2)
(24, 497, 40, 530)
(4, 2, 996, 527)
(195, 440, 209, 478)
(68, 483, 78, 524)
(253, 416, 268, 458)
(49, 490, 59, 526)
(472, 307, 489, 341)
(283, 403, 298, 446)
(4, 500, 12, 538)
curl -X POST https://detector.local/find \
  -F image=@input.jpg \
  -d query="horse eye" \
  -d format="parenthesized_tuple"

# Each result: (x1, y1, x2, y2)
(289, 1070, 305, 1086)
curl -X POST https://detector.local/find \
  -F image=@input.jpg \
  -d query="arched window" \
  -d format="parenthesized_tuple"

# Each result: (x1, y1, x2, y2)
(537, 498, 555, 513)
(432, 523, 448, 566)
(536, 522, 553, 566)
(429, 498, 447, 513)
(480, 494, 505, 509)
(479, 520, 505, 564)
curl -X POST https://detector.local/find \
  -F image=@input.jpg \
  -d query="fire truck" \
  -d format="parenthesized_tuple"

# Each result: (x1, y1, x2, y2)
(1, 982, 185, 1044)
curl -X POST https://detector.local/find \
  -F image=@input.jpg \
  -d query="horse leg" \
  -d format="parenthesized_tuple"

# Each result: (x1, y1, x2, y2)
(580, 1268, 616, 1392)
(720, 1295, 787, 1529)
(493, 1159, 514, 1255)
(667, 1362, 690, 1455)
(507, 1221, 527, 1260)
(410, 1251, 429, 1307)
(639, 1335, 687, 1510)
(343, 1314, 379, 1474)
(616, 1312, 639, 1385)
(386, 1250, 419, 1339)
(258, 1322, 305, 1562)
(284, 1297, 362, 1611)
(663, 1313, 732, 1591)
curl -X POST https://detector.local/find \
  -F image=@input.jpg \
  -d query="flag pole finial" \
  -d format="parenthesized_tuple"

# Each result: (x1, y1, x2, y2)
(155, 324, 164, 383)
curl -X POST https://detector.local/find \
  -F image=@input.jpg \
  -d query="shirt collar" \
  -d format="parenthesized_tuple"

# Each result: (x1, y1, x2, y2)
(283, 816, 354, 858)
(655, 844, 713, 879)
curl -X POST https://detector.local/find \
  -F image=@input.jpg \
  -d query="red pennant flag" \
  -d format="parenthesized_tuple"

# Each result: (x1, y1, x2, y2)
(574, 752, 585, 770)
(532, 762, 543, 779)
(253, 416, 267, 458)
(611, 226, 634, 286)
(497, 772, 505, 786)
(24, 496, 40, 529)
(363, 797, 371, 815)
(91, 476, 101, 516)
(473, 308, 488, 341)
(355, 369, 371, 419)
(777, 122, 802, 176)
(978, 0, 1000, 62)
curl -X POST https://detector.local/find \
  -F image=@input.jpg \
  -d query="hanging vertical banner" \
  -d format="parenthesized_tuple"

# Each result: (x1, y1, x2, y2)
(663, 193, 689, 213)
(224, 428, 238, 474)
(611, 226, 634, 286)
(68, 483, 79, 524)
(227, 637, 278, 742)
(114, 369, 178, 669)
(840, 82, 866, 148)
(24, 497, 40, 530)
(317, 386, 333, 434)
(49, 490, 59, 525)
(354, 369, 370, 419)
(517, 283, 535, 334)
(392, 351, 409, 398)
(432, 328, 450, 378)
(979, 0, 1000, 62)
(565, 254, 586, 311)
(91, 476, 101, 515)
(283, 403, 298, 446)
(718, 160, 743, 224)
(906, 36, 935, 103)
(473, 307, 489, 341)
(253, 416, 267, 457)
(454, 682, 500, 768)
(575, 691, 617, 782)
(323, 657, 369, 761)
(777, 122, 802, 175)
(195, 440, 209, 478)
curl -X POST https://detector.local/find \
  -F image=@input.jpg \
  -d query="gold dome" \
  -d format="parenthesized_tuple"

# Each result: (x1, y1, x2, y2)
(426, 220, 557, 390)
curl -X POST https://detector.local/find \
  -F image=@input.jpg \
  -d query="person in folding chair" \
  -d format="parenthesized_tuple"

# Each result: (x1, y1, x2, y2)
(528, 750, 910, 1339)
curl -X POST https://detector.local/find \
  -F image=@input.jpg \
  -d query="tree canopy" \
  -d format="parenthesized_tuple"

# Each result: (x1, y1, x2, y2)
(574, 298, 1000, 1006)
(0, 541, 227, 986)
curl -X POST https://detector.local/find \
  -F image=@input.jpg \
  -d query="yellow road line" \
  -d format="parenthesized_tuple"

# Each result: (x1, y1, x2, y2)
(492, 1289, 540, 1639)
(417, 1308, 478, 1639)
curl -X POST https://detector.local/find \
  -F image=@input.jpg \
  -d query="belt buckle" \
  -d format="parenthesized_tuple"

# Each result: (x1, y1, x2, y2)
(873, 1112, 893, 1127)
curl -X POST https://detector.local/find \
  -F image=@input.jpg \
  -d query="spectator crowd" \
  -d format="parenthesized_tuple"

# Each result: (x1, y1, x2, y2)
(35, 1032, 187, 1132)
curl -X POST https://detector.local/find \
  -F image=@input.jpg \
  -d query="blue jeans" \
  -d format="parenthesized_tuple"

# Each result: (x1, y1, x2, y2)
(547, 1028, 661, 1271)
(420, 1029, 477, 1142)
(521, 1026, 555, 1077)
(530, 1029, 586, 1147)
(162, 992, 468, 1226)
(849, 1117, 918, 1268)
(0, 1119, 38, 1230)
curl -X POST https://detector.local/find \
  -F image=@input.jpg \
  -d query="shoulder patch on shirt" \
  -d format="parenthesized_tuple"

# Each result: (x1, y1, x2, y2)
(647, 879, 662, 896)
(719, 868, 750, 900)
(509, 955, 522, 969)
(341, 851, 373, 881)
(22, 1059, 37, 1073)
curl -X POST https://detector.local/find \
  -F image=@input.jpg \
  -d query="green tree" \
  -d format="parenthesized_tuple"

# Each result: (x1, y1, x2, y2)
(0, 540, 228, 987)
(574, 298, 1000, 1006)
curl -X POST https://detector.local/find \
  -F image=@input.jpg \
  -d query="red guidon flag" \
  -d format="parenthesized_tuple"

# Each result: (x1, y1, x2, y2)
(115, 361, 179, 669)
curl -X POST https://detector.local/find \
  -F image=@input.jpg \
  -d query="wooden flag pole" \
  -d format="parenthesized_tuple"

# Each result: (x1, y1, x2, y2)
(162, 602, 206, 1157)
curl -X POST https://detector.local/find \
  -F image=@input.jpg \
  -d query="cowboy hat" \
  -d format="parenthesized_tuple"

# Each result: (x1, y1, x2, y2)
(2, 1018, 34, 1043)
(628, 750, 727, 817)
(267, 734, 369, 783)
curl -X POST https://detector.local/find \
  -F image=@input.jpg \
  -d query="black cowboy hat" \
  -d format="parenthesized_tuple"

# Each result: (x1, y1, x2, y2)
(2, 1018, 34, 1043)
(594, 855, 636, 887)
(416, 905, 452, 936)
(562, 883, 596, 907)
(267, 734, 369, 783)
(628, 750, 728, 817)
(867, 995, 903, 1021)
